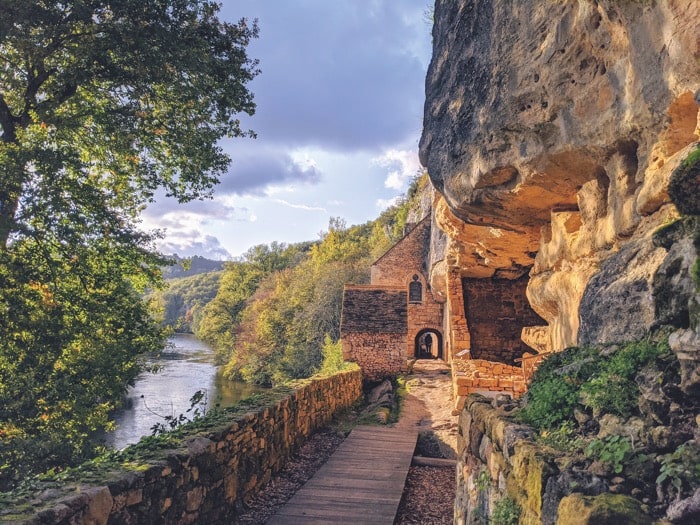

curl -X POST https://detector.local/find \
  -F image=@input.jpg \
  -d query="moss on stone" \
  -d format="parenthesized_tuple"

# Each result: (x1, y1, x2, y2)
(669, 144, 700, 216)
(507, 441, 556, 522)
(556, 493, 652, 525)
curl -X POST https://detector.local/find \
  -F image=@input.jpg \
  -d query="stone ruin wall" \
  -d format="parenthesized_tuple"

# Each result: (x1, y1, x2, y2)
(341, 332, 406, 382)
(4, 370, 363, 525)
(462, 276, 545, 365)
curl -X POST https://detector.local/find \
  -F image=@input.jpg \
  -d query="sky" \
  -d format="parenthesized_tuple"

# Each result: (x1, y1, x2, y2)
(140, 0, 433, 260)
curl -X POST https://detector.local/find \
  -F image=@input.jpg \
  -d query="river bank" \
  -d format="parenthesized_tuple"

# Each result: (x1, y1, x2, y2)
(104, 334, 262, 449)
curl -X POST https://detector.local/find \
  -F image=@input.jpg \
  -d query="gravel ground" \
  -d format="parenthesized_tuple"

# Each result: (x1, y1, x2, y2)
(234, 429, 345, 524)
(235, 360, 458, 524)
(395, 466, 456, 524)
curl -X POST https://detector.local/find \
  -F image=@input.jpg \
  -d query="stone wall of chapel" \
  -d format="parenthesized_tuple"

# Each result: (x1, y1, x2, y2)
(371, 218, 430, 287)
(341, 333, 406, 381)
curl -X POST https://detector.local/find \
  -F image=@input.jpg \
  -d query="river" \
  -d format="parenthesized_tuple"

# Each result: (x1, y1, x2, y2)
(103, 333, 262, 449)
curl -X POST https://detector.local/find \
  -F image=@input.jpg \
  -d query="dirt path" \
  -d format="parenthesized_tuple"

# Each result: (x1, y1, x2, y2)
(398, 359, 459, 459)
(394, 359, 459, 524)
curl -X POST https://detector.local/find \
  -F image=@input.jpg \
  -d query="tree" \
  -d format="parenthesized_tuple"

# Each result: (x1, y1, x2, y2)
(0, 0, 258, 487)
(0, 0, 258, 249)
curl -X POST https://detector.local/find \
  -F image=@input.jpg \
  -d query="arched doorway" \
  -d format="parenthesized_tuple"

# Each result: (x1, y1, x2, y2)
(414, 329, 443, 359)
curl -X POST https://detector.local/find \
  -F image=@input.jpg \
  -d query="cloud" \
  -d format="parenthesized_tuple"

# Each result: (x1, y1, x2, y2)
(141, 198, 236, 227)
(373, 149, 422, 191)
(219, 145, 323, 195)
(135, 1, 432, 259)
(220, 0, 430, 151)
(157, 233, 232, 260)
(376, 196, 403, 210)
(272, 199, 327, 212)
(140, 195, 256, 258)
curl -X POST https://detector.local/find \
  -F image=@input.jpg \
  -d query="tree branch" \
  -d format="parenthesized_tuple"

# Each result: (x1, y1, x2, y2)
(0, 93, 17, 142)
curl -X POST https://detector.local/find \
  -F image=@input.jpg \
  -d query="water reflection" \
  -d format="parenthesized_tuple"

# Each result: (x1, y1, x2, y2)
(103, 334, 261, 449)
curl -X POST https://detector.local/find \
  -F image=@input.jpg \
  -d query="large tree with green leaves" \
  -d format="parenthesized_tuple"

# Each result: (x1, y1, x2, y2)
(0, 0, 258, 488)
(0, 0, 258, 246)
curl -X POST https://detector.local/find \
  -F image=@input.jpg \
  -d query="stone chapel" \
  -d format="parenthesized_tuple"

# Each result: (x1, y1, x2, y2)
(340, 216, 444, 381)
(340, 208, 547, 411)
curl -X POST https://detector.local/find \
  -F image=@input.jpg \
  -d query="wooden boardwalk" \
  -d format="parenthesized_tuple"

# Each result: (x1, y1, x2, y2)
(266, 425, 418, 524)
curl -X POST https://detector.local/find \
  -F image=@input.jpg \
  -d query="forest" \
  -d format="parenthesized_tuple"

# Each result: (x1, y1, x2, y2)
(0, 0, 428, 489)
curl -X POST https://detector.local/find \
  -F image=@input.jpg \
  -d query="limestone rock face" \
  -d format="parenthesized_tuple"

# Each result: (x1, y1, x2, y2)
(421, 0, 699, 230)
(421, 0, 700, 351)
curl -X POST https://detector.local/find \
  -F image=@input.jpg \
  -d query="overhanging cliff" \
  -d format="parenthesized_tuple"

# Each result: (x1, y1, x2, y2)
(420, 0, 699, 360)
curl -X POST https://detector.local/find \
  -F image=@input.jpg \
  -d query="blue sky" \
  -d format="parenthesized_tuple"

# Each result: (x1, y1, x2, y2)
(141, 0, 432, 259)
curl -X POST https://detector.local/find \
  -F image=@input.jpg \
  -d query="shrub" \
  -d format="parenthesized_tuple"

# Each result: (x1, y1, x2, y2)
(585, 435, 633, 474)
(517, 346, 600, 430)
(519, 339, 669, 430)
(491, 496, 521, 525)
(537, 421, 584, 453)
(657, 444, 700, 500)
(580, 340, 667, 418)
(319, 335, 348, 375)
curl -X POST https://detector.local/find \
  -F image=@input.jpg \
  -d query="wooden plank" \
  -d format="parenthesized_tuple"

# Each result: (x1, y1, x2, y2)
(267, 512, 388, 525)
(266, 425, 417, 524)
(268, 504, 396, 525)
(301, 477, 406, 491)
(291, 487, 398, 502)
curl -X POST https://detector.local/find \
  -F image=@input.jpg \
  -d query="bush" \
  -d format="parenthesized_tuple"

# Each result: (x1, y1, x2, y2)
(580, 340, 667, 418)
(491, 496, 521, 525)
(519, 340, 669, 430)
(585, 435, 633, 474)
(517, 346, 600, 430)
(657, 443, 700, 500)
(538, 421, 584, 453)
(319, 335, 348, 375)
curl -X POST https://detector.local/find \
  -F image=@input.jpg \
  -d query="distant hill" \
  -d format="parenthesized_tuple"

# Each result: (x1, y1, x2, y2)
(162, 255, 226, 279)
(150, 270, 223, 333)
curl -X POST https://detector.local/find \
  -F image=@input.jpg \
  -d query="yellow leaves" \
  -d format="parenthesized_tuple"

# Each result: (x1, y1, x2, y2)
(0, 423, 25, 439)
(27, 281, 56, 308)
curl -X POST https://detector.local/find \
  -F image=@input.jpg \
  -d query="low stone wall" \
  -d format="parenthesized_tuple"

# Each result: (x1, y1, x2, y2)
(455, 395, 651, 525)
(452, 358, 527, 397)
(3, 368, 363, 524)
(451, 358, 528, 414)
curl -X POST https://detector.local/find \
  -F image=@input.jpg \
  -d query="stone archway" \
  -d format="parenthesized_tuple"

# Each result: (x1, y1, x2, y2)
(414, 329, 443, 359)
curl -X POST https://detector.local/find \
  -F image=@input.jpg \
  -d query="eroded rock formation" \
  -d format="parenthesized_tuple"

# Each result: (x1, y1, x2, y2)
(421, 0, 700, 355)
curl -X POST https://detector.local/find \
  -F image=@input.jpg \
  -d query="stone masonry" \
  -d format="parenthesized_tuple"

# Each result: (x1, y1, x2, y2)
(3, 369, 363, 524)
(462, 276, 545, 365)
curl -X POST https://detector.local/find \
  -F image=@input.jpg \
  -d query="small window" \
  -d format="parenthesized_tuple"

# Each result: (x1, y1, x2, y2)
(409, 274, 422, 303)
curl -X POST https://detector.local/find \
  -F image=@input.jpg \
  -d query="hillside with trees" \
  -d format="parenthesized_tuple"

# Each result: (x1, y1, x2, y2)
(150, 270, 223, 333)
(161, 255, 225, 279)
(195, 174, 431, 385)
